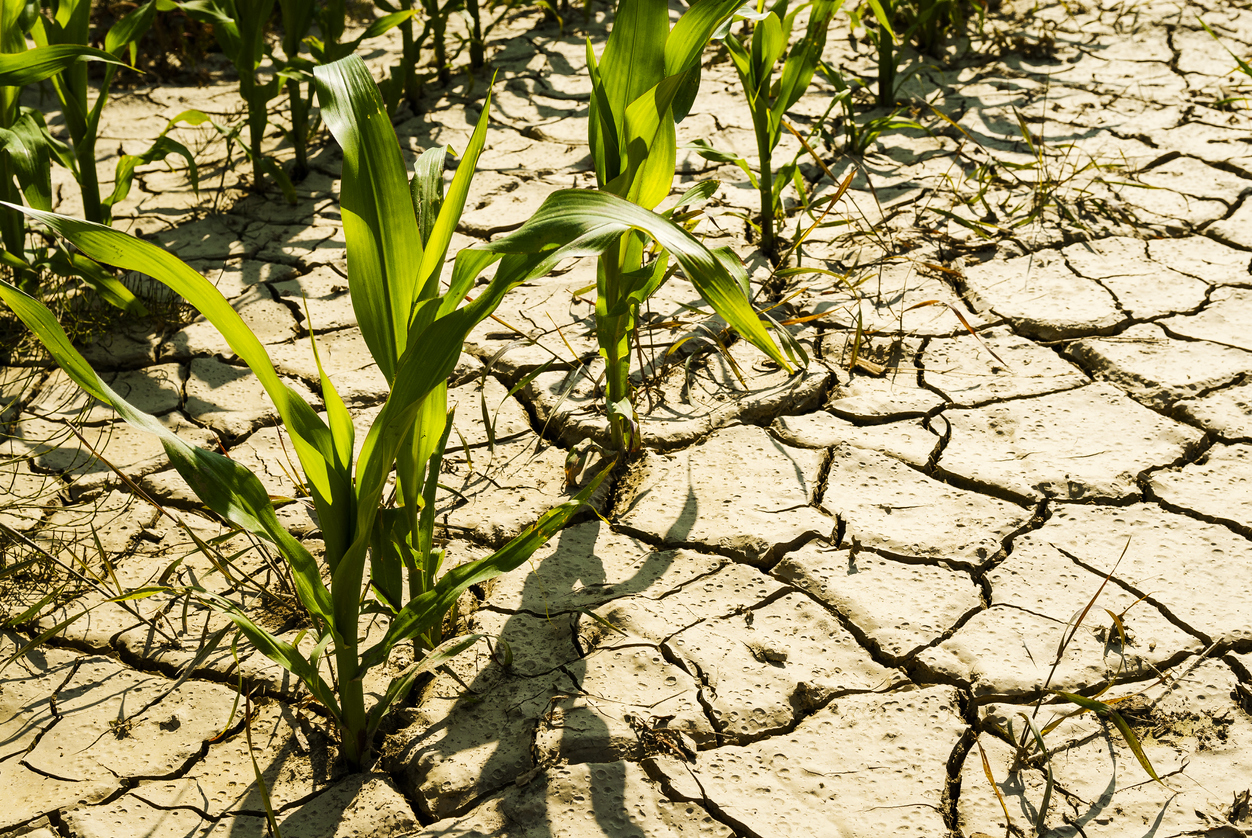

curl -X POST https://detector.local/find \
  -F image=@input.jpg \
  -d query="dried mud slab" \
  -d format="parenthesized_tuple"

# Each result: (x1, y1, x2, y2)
(921, 326, 1087, 407)
(485, 521, 726, 614)
(774, 543, 981, 661)
(535, 642, 715, 764)
(614, 424, 833, 566)
(1061, 236, 1209, 319)
(524, 336, 828, 450)
(418, 762, 732, 837)
(1040, 503, 1252, 645)
(937, 382, 1204, 501)
(770, 414, 939, 467)
(1160, 287, 1252, 352)
(1177, 378, 1252, 440)
(666, 592, 905, 743)
(648, 686, 966, 838)
(918, 533, 1201, 697)
(388, 669, 575, 820)
(977, 660, 1252, 838)
(961, 249, 1124, 341)
(133, 702, 338, 818)
(578, 562, 787, 649)
(822, 443, 1034, 566)
(1067, 322, 1252, 408)
(1149, 442, 1252, 532)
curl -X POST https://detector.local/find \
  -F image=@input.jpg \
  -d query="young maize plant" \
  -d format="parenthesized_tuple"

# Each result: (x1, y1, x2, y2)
(177, 0, 296, 198)
(713, 0, 840, 258)
(0, 55, 601, 770)
(275, 0, 416, 181)
(585, 0, 798, 452)
(0, 0, 197, 311)
(0, 49, 809, 768)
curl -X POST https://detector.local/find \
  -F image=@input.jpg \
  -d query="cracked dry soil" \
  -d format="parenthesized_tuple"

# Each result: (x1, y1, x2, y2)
(5, 0, 1252, 835)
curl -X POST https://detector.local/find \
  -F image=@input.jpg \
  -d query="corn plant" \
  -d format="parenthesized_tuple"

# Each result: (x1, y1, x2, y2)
(0, 0, 185, 313)
(815, 59, 924, 155)
(0, 55, 598, 770)
(705, 0, 840, 258)
(23, 0, 199, 226)
(275, 0, 416, 180)
(177, 0, 296, 198)
(586, 0, 798, 451)
(1, 50, 805, 768)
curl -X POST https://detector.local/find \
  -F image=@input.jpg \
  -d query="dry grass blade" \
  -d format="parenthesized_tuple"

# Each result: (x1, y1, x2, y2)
(975, 737, 1014, 835)
(902, 298, 1009, 367)
(1018, 712, 1055, 835)
(1037, 535, 1132, 702)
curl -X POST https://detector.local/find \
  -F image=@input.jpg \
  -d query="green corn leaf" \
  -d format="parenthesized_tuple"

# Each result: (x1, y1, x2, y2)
(750, 13, 786, 90)
(314, 55, 424, 383)
(0, 45, 124, 87)
(416, 85, 493, 299)
(354, 461, 614, 676)
(103, 0, 157, 61)
(587, 39, 622, 185)
(0, 112, 53, 211)
(197, 589, 340, 717)
(3, 202, 353, 567)
(598, 0, 668, 130)
(617, 72, 684, 209)
(49, 250, 148, 316)
(104, 135, 200, 218)
(774, 0, 838, 119)
(1018, 712, 1055, 835)
(365, 633, 484, 738)
(360, 9, 419, 40)
(665, 0, 744, 75)
(411, 145, 447, 247)
(482, 189, 794, 373)
(0, 279, 337, 631)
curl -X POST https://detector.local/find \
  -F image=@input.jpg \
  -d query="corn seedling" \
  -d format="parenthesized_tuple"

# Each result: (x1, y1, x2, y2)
(23, 0, 199, 226)
(275, 0, 416, 180)
(585, 0, 797, 451)
(176, 0, 296, 198)
(815, 59, 924, 155)
(0, 0, 197, 310)
(702, 0, 840, 259)
(0, 50, 812, 768)
(2, 55, 618, 769)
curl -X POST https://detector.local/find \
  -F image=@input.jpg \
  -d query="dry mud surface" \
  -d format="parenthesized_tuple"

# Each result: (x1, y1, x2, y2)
(4, 0, 1252, 835)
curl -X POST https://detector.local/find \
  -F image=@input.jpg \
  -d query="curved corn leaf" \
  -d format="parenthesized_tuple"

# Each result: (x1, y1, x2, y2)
(0, 278, 336, 630)
(105, 135, 199, 219)
(2, 202, 353, 567)
(0, 112, 53, 211)
(0, 45, 124, 87)
(355, 461, 613, 676)
(314, 54, 423, 383)
(481, 189, 793, 372)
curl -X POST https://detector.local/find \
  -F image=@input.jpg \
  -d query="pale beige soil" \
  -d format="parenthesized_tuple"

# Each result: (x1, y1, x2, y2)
(4, 0, 1252, 836)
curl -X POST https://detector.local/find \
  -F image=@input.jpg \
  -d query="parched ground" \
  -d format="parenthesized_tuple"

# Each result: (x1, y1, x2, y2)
(4, 0, 1252, 835)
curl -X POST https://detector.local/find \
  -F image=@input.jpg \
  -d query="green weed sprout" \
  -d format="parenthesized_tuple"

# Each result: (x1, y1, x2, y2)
(1198, 16, 1252, 110)
(585, 0, 797, 452)
(0, 0, 198, 311)
(709, 0, 840, 258)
